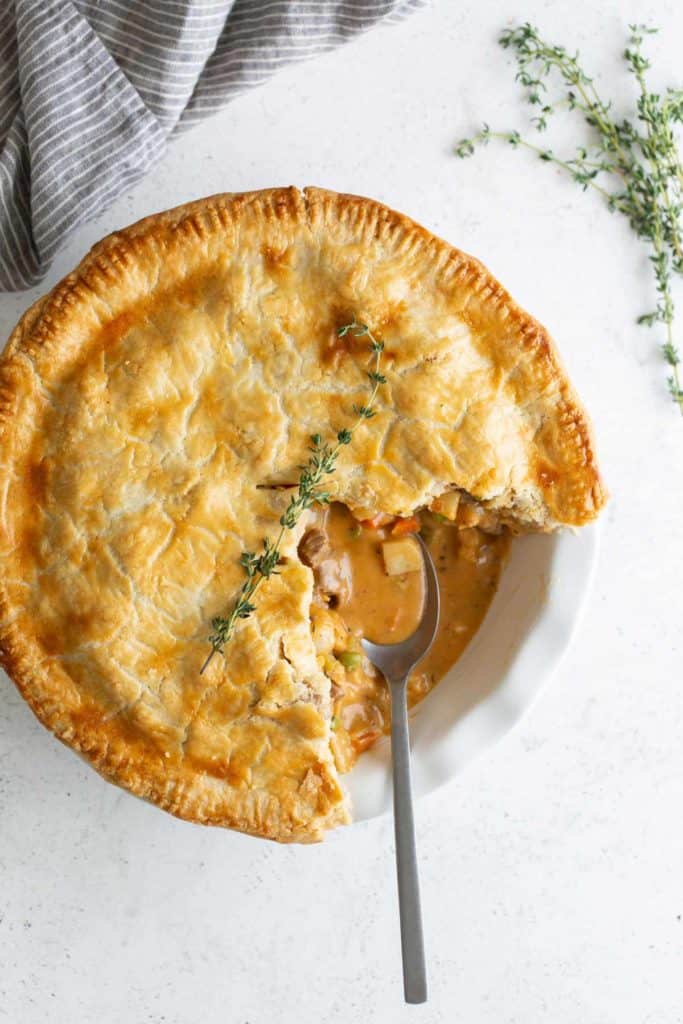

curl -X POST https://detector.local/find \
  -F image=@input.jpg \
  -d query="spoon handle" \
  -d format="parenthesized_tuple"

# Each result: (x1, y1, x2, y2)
(390, 676, 427, 1004)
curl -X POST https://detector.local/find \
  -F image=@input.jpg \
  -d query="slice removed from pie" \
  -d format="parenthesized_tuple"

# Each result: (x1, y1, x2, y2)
(0, 188, 605, 841)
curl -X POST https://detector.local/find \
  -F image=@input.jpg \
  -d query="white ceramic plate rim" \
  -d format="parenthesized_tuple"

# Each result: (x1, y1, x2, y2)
(343, 523, 600, 823)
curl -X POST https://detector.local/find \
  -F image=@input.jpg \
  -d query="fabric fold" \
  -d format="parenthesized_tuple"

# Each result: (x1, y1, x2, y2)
(0, 0, 427, 292)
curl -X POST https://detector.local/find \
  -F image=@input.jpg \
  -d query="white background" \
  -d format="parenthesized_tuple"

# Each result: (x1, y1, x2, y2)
(1, 1, 682, 1021)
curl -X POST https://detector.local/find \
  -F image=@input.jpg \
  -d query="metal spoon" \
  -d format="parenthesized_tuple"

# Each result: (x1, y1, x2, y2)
(361, 534, 440, 1005)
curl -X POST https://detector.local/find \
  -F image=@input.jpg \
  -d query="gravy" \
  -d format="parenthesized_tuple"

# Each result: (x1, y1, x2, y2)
(304, 504, 509, 772)
(323, 503, 425, 643)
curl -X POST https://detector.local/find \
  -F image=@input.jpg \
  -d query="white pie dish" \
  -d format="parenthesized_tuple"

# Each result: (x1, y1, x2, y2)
(345, 524, 600, 822)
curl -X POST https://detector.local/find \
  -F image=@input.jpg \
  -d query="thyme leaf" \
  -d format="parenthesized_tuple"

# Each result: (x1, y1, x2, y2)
(455, 22, 683, 414)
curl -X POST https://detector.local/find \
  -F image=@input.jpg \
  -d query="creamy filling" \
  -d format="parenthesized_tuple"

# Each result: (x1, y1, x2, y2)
(299, 502, 509, 773)
(300, 503, 425, 644)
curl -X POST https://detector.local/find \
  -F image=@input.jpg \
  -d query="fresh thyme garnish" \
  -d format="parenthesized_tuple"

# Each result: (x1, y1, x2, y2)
(455, 23, 683, 413)
(200, 321, 385, 673)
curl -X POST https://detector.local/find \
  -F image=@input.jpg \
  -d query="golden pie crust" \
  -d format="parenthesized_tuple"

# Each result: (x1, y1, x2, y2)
(0, 188, 605, 841)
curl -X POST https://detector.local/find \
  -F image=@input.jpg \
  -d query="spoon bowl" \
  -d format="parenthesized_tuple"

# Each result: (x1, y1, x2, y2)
(360, 534, 441, 679)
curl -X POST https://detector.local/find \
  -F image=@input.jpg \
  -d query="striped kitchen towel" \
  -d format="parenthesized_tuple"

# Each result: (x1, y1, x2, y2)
(0, 0, 427, 292)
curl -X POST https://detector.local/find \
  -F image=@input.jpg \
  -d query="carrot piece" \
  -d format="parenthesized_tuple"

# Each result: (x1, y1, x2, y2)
(359, 513, 393, 530)
(391, 515, 420, 536)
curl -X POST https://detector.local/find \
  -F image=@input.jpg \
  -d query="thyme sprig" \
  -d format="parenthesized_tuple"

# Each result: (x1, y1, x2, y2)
(455, 23, 683, 413)
(200, 321, 385, 673)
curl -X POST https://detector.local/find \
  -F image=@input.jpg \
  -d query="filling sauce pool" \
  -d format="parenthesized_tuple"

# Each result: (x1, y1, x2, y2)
(305, 503, 509, 772)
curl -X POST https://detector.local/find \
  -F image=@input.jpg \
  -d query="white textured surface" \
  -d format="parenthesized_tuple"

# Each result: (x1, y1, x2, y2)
(2, 1, 682, 1021)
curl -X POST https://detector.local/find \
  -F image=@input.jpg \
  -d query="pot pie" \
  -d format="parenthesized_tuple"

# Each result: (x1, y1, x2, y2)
(0, 187, 605, 842)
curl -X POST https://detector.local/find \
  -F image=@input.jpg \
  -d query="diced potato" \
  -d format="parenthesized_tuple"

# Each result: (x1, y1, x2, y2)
(382, 537, 422, 576)
(429, 490, 461, 521)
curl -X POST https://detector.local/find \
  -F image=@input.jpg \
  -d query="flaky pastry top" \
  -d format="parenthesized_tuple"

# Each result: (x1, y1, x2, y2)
(0, 188, 605, 841)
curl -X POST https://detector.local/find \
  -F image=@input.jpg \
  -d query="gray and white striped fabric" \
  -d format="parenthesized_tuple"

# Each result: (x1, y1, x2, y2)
(0, 0, 427, 292)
